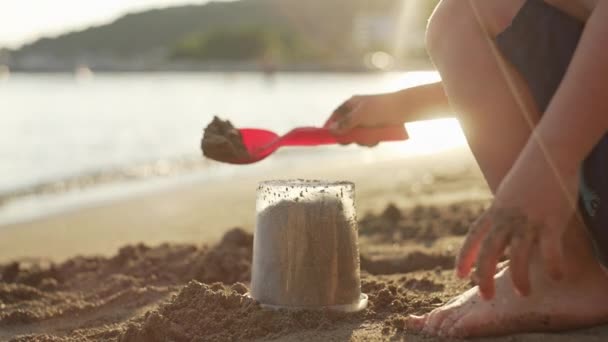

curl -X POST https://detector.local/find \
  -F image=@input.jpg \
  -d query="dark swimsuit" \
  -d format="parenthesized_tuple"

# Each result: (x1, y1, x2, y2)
(495, 0, 608, 266)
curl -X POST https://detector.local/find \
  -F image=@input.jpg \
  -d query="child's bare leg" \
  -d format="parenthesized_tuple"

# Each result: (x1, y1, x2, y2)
(407, 0, 608, 337)
(428, 0, 538, 192)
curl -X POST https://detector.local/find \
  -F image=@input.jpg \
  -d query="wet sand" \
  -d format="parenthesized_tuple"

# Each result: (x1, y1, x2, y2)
(2, 149, 606, 341)
(0, 149, 487, 263)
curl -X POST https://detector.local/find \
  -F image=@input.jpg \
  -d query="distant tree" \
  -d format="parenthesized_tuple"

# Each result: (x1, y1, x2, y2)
(11, 0, 441, 69)
(171, 27, 323, 63)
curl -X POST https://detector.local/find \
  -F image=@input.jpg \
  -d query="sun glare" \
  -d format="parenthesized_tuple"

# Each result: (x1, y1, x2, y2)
(403, 118, 468, 155)
(379, 71, 466, 155)
(378, 0, 469, 156)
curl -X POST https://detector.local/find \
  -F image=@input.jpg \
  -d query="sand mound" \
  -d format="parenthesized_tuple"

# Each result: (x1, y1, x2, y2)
(120, 281, 350, 342)
(119, 270, 463, 342)
(359, 201, 485, 241)
(0, 227, 252, 330)
(1, 202, 482, 341)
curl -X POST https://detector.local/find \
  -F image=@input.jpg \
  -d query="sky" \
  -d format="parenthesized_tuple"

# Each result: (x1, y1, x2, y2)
(0, 0, 224, 49)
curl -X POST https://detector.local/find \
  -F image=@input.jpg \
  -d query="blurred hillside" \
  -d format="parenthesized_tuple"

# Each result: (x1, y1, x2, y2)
(2, 0, 439, 72)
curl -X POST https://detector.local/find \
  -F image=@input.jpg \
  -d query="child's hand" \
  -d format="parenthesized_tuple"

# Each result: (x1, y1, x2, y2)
(325, 83, 450, 146)
(324, 93, 404, 136)
(455, 143, 580, 299)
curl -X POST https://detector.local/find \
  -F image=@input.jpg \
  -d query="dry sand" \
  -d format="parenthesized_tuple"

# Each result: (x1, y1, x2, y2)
(2, 150, 607, 341)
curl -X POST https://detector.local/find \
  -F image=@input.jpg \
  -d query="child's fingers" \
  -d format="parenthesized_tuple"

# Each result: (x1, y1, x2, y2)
(360, 141, 380, 148)
(331, 104, 364, 135)
(474, 223, 511, 300)
(324, 110, 344, 128)
(455, 212, 491, 278)
(325, 97, 360, 128)
(323, 116, 337, 129)
(508, 229, 535, 297)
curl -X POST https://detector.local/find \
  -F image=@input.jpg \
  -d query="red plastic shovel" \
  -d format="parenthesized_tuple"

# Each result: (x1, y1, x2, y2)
(230, 126, 408, 164)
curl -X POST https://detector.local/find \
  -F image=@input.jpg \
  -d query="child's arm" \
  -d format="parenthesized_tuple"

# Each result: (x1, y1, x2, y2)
(392, 81, 452, 122)
(536, 0, 608, 170)
(326, 81, 451, 134)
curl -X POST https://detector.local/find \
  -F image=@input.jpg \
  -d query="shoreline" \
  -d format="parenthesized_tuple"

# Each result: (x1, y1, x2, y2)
(0, 143, 385, 226)
(3, 60, 434, 74)
(0, 156, 207, 210)
(0, 145, 396, 227)
(0, 147, 488, 263)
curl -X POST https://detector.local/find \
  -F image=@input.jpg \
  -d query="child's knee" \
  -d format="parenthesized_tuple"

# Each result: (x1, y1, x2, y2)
(426, 0, 471, 61)
(426, 0, 524, 61)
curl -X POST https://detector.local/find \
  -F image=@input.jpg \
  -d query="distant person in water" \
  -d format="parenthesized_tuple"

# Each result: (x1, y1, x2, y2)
(326, 0, 608, 337)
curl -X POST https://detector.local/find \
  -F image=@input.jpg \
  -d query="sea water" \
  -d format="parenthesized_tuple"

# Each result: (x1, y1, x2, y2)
(0, 71, 458, 224)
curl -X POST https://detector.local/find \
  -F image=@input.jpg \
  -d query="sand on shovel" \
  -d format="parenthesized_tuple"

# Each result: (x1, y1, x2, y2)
(201, 116, 250, 163)
(251, 180, 363, 309)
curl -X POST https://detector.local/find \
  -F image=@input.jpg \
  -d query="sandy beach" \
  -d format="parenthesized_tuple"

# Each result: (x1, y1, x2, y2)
(3, 0, 605, 338)
(2, 148, 607, 341)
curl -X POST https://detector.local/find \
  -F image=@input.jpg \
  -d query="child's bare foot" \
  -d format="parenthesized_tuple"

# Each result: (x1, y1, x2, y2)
(407, 251, 608, 337)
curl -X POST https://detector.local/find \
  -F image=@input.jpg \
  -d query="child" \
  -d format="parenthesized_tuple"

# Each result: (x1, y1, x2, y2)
(326, 0, 608, 337)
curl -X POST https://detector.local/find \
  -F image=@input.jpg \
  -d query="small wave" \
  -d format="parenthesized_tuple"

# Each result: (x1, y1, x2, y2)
(0, 156, 212, 207)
